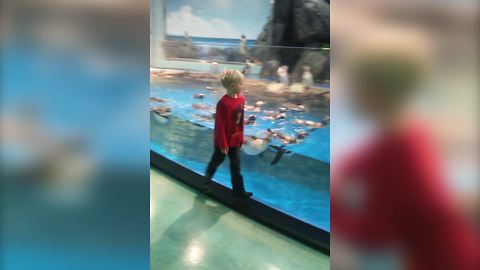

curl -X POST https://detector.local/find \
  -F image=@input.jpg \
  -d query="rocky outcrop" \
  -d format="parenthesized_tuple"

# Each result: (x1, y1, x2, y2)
(162, 40, 249, 62)
(252, 0, 330, 82)
(163, 40, 198, 59)
(294, 0, 330, 44)
(260, 59, 280, 77)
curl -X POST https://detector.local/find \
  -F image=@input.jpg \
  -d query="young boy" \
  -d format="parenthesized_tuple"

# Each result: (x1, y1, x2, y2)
(332, 39, 479, 270)
(204, 70, 253, 198)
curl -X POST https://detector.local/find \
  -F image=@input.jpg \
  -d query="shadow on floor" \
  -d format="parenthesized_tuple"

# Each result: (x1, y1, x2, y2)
(153, 194, 230, 269)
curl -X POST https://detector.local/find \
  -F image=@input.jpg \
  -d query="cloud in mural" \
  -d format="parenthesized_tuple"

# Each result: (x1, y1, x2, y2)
(167, 5, 242, 38)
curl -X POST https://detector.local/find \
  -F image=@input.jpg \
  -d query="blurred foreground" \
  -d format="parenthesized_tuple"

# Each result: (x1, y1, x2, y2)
(1, 1, 149, 269)
(331, 1, 479, 269)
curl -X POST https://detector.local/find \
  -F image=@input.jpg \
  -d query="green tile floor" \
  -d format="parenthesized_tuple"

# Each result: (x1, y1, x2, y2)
(150, 168, 330, 270)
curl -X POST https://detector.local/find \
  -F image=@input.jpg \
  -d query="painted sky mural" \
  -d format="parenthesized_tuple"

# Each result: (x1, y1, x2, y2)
(166, 0, 270, 39)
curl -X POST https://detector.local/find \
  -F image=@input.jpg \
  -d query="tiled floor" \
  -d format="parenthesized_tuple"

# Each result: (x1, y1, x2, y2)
(150, 168, 329, 270)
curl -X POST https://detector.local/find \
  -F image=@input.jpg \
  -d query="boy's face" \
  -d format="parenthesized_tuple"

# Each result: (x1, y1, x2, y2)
(230, 79, 244, 94)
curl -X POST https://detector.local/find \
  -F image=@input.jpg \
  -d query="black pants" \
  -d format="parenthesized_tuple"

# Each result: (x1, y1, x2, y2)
(205, 147, 246, 194)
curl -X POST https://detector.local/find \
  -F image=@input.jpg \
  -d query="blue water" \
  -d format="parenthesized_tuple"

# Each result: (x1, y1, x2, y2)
(167, 35, 257, 47)
(2, 45, 149, 167)
(151, 84, 330, 163)
(150, 82, 330, 231)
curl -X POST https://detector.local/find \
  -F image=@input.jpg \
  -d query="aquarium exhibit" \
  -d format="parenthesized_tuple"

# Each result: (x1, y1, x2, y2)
(150, 0, 330, 253)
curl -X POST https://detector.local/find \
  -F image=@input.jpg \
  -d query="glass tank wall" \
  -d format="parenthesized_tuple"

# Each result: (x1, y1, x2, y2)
(151, 0, 330, 232)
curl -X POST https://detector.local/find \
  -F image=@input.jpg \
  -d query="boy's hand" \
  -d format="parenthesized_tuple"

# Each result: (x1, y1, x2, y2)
(222, 148, 229, 155)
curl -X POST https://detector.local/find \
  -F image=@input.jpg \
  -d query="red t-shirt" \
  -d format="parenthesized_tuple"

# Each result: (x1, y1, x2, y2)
(332, 124, 479, 270)
(214, 95, 245, 148)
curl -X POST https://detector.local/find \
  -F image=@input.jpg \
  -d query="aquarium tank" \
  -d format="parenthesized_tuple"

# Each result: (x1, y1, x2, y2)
(151, 0, 330, 232)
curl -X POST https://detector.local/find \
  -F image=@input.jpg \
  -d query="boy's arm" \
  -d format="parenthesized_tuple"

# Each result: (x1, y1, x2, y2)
(214, 102, 228, 152)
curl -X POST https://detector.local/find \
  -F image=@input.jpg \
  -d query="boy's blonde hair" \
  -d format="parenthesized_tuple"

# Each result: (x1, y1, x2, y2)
(220, 70, 243, 90)
(344, 28, 430, 102)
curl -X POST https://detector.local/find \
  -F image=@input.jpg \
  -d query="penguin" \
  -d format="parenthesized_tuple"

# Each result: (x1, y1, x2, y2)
(269, 145, 292, 165)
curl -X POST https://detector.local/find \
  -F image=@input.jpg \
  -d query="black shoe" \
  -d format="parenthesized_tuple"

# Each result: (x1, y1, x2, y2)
(203, 181, 212, 194)
(233, 191, 253, 198)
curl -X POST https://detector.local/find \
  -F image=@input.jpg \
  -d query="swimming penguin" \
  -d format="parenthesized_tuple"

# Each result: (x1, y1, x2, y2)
(290, 105, 306, 112)
(296, 131, 309, 140)
(264, 110, 276, 115)
(262, 113, 286, 121)
(255, 101, 266, 107)
(205, 86, 218, 93)
(276, 113, 286, 120)
(150, 97, 166, 103)
(193, 93, 205, 99)
(266, 128, 297, 144)
(269, 145, 292, 165)
(151, 106, 172, 114)
(321, 116, 330, 126)
(292, 119, 323, 128)
(192, 103, 211, 110)
(246, 115, 256, 125)
(285, 103, 306, 112)
(245, 105, 261, 112)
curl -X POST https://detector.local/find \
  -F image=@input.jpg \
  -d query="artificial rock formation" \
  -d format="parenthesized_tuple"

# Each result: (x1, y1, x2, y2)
(252, 0, 330, 82)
